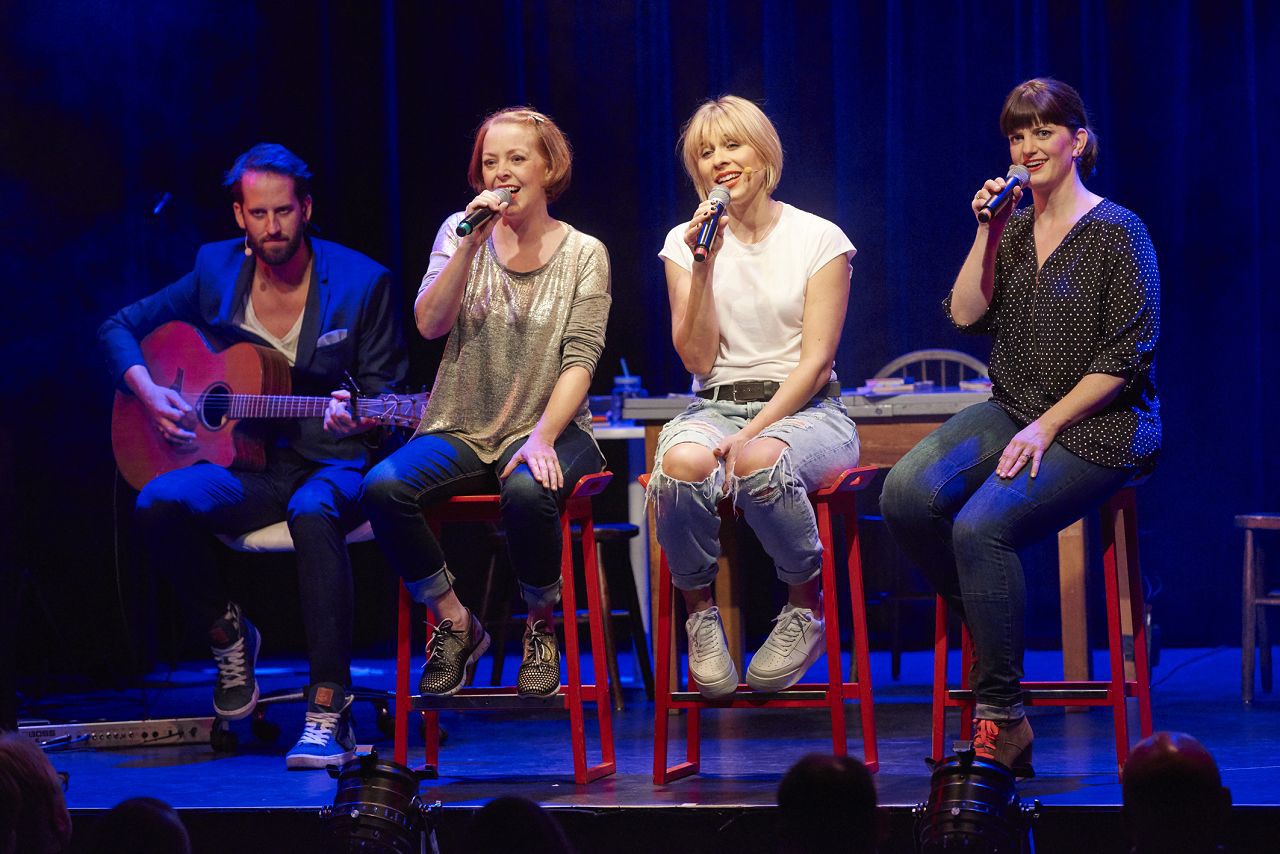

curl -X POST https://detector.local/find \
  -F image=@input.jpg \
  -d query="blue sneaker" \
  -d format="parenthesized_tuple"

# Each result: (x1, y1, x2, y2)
(285, 682, 356, 770)
(209, 603, 261, 720)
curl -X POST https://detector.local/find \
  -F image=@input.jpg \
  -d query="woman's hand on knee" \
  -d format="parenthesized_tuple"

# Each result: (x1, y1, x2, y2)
(713, 433, 754, 495)
(501, 436, 563, 490)
(996, 419, 1055, 479)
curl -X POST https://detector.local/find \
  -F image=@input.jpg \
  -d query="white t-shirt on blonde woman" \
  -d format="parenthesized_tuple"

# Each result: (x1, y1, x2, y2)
(659, 203, 855, 392)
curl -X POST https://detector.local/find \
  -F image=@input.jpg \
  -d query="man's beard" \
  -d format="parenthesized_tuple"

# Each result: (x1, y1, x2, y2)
(253, 229, 304, 266)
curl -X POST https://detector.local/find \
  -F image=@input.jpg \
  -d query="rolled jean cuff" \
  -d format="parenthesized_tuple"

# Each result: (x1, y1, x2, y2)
(775, 560, 823, 587)
(519, 577, 562, 611)
(975, 700, 1025, 722)
(404, 564, 457, 605)
(669, 565, 719, 591)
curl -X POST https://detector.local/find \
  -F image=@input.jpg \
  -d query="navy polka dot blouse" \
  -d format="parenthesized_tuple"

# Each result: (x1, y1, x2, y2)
(948, 198, 1162, 473)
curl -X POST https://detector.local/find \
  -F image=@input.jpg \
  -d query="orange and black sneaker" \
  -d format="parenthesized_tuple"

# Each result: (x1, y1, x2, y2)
(973, 717, 1035, 779)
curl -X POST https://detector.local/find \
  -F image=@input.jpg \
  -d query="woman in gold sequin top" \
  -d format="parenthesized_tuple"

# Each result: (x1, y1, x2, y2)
(362, 107, 611, 700)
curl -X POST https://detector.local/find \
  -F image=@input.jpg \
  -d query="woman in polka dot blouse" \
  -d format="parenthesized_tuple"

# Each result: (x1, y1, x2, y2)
(880, 78, 1161, 776)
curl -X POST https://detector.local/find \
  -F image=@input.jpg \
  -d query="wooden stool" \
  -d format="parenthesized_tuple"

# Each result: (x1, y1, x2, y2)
(1239, 512, 1280, 704)
(931, 485, 1153, 778)
(391, 472, 616, 784)
(642, 467, 880, 785)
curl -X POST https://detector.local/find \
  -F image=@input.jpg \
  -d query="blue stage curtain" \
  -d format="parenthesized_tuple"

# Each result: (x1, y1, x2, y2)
(2, 0, 1276, 654)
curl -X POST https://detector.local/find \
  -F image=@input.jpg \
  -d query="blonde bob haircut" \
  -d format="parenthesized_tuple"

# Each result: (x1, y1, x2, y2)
(678, 95, 784, 199)
(467, 106, 573, 203)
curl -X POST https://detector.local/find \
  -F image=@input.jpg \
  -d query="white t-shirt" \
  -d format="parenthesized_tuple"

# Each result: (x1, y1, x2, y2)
(238, 293, 304, 366)
(659, 203, 855, 391)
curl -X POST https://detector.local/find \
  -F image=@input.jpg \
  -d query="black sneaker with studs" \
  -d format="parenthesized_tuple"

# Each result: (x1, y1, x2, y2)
(516, 620, 561, 698)
(419, 610, 490, 696)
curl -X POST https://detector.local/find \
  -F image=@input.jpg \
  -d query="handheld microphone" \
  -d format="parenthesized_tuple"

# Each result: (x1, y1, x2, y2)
(455, 188, 513, 237)
(693, 187, 731, 263)
(976, 165, 1031, 223)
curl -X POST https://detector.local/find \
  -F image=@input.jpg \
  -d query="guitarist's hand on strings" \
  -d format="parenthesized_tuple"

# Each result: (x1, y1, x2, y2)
(129, 368, 196, 445)
(325, 389, 378, 438)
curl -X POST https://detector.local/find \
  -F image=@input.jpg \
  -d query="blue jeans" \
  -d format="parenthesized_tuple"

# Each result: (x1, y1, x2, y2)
(359, 426, 604, 609)
(880, 401, 1131, 720)
(647, 396, 860, 590)
(134, 447, 368, 688)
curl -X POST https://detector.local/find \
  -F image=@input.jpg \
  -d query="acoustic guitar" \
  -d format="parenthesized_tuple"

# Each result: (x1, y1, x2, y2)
(112, 321, 426, 490)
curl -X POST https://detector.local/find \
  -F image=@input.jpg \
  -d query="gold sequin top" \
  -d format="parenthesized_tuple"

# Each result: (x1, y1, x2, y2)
(414, 214, 611, 462)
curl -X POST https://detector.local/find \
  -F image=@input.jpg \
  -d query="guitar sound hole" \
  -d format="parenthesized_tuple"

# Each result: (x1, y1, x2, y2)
(198, 383, 231, 430)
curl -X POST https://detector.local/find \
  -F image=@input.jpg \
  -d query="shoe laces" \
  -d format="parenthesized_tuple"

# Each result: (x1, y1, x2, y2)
(213, 637, 249, 689)
(768, 608, 813, 652)
(425, 619, 463, 666)
(689, 610, 723, 660)
(524, 628, 556, 667)
(973, 719, 1000, 757)
(298, 710, 341, 747)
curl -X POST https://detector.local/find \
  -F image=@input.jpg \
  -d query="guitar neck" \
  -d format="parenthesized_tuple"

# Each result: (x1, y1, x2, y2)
(225, 395, 375, 419)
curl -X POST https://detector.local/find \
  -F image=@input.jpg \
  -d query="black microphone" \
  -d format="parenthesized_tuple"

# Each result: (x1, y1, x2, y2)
(455, 188, 513, 237)
(693, 187, 731, 262)
(976, 165, 1031, 223)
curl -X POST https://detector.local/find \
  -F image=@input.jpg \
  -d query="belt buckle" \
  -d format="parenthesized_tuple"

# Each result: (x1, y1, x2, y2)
(733, 381, 768, 402)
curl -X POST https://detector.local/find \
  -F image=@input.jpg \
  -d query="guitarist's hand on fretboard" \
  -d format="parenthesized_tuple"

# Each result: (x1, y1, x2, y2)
(323, 389, 380, 438)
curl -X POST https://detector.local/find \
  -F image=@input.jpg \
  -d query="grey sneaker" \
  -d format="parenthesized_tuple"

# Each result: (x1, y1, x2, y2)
(419, 611, 490, 696)
(746, 603, 825, 692)
(685, 606, 738, 698)
(209, 602, 261, 720)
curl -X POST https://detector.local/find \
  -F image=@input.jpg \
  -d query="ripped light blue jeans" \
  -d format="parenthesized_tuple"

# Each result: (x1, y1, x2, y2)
(647, 396, 860, 590)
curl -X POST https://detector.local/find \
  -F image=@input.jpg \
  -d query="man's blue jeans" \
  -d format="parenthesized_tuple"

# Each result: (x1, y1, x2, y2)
(880, 401, 1131, 721)
(134, 447, 367, 689)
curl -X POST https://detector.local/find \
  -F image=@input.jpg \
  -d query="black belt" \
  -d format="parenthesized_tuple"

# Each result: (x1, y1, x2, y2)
(695, 380, 841, 403)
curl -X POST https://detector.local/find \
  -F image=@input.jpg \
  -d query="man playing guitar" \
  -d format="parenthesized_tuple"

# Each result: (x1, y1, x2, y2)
(98, 144, 406, 769)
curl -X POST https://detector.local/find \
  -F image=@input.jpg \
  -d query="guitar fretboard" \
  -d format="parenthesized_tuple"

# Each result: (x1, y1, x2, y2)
(206, 395, 395, 420)
(226, 395, 332, 419)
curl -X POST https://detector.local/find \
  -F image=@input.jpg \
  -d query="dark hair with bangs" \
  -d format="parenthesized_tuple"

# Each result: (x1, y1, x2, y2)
(999, 78, 1099, 177)
(223, 143, 312, 203)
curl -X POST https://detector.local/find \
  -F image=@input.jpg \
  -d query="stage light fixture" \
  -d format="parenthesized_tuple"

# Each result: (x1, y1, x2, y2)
(319, 750, 439, 853)
(914, 746, 1038, 853)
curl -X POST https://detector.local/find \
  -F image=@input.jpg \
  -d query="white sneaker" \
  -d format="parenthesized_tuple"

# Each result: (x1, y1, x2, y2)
(746, 603, 825, 692)
(685, 606, 739, 698)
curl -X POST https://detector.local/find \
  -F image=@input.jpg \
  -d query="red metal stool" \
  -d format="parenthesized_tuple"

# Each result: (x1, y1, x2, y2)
(641, 466, 880, 784)
(930, 485, 1154, 777)
(391, 471, 616, 784)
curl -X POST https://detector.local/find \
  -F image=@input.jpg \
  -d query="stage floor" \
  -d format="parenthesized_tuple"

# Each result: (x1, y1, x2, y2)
(25, 645, 1280, 810)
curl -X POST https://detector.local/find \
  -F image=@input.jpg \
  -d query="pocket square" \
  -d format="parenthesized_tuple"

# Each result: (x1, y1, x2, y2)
(316, 328, 348, 347)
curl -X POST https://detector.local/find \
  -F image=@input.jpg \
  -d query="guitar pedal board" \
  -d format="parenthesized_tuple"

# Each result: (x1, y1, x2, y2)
(20, 716, 215, 749)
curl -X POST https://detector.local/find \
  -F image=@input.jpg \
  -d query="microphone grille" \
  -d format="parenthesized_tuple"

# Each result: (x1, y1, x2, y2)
(707, 187, 731, 204)
(1006, 164, 1031, 184)
(494, 188, 514, 204)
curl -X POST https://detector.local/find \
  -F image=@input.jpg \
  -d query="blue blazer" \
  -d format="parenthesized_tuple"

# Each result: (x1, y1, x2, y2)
(99, 237, 407, 470)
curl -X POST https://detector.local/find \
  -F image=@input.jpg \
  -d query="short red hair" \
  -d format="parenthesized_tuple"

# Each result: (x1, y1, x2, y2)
(467, 107, 573, 203)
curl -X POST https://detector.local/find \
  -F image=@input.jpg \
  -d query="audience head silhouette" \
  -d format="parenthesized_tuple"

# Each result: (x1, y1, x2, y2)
(1122, 731, 1230, 854)
(85, 796, 191, 854)
(0, 733, 73, 854)
(777, 753, 879, 853)
(467, 795, 575, 854)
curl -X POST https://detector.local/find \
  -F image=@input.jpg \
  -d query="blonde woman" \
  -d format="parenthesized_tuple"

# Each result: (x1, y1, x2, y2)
(648, 96, 859, 698)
